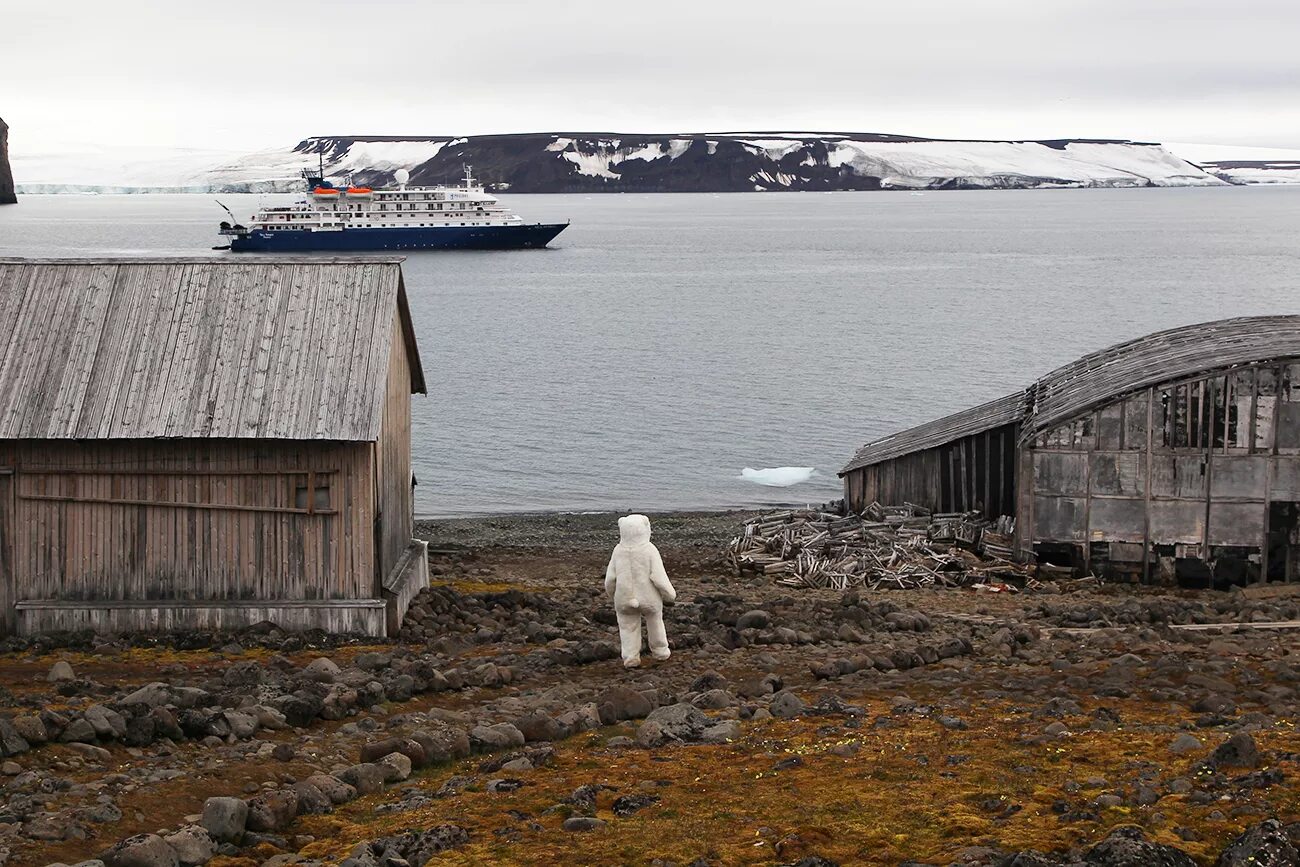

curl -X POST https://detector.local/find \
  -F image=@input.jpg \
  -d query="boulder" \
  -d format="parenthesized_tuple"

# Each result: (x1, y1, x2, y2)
(360, 737, 427, 768)
(770, 690, 807, 719)
(11, 714, 47, 745)
(245, 788, 299, 832)
(1083, 825, 1196, 867)
(409, 725, 471, 763)
(376, 751, 412, 783)
(513, 711, 566, 743)
(337, 762, 386, 794)
(162, 826, 214, 867)
(48, 660, 76, 682)
(60, 718, 99, 744)
(1216, 819, 1298, 867)
(100, 833, 179, 867)
(301, 657, 341, 684)
(0, 718, 31, 756)
(291, 781, 334, 815)
(305, 773, 357, 805)
(1207, 732, 1260, 769)
(639, 703, 709, 744)
(736, 610, 772, 629)
(1169, 733, 1203, 755)
(700, 720, 742, 743)
(119, 683, 173, 708)
(469, 722, 525, 752)
(199, 796, 248, 843)
(563, 816, 607, 832)
(596, 686, 653, 723)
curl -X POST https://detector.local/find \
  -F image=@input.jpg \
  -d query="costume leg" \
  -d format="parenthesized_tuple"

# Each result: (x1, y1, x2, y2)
(646, 609, 670, 660)
(615, 608, 643, 666)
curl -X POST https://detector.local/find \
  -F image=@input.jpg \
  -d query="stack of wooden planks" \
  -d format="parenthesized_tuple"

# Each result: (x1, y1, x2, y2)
(727, 503, 1032, 591)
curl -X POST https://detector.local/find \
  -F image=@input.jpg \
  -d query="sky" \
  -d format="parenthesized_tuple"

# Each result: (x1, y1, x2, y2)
(4, 0, 1299, 154)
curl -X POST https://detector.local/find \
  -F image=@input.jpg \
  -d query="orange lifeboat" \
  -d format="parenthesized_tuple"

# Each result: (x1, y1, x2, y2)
(312, 186, 340, 198)
(346, 186, 374, 200)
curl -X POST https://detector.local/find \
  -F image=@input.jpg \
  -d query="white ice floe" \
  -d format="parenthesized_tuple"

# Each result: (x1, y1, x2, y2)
(738, 467, 818, 487)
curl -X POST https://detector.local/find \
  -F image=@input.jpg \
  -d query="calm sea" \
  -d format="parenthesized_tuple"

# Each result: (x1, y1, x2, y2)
(2, 188, 1299, 515)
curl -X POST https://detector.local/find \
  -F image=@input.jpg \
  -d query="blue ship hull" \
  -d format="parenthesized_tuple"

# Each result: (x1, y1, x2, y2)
(228, 222, 567, 252)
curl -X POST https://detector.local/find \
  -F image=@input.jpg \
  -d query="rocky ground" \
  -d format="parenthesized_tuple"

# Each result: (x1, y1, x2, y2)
(1, 511, 1298, 867)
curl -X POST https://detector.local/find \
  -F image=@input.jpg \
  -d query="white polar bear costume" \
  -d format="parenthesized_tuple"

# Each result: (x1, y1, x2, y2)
(604, 514, 677, 667)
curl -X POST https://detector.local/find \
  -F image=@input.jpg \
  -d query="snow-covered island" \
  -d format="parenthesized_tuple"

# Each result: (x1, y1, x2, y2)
(12, 132, 1300, 194)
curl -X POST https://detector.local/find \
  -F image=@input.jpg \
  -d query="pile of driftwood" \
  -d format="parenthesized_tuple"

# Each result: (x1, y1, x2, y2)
(727, 502, 1032, 591)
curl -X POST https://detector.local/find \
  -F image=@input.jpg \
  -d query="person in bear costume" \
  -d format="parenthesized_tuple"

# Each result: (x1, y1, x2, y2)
(604, 514, 676, 667)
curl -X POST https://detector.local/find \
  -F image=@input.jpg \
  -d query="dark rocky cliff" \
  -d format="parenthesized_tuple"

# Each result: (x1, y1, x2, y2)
(277, 131, 1219, 193)
(0, 117, 15, 204)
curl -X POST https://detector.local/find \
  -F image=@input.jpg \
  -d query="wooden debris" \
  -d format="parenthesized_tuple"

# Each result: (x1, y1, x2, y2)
(727, 502, 1034, 592)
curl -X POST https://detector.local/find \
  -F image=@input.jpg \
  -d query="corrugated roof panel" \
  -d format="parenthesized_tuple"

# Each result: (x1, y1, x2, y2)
(0, 258, 422, 441)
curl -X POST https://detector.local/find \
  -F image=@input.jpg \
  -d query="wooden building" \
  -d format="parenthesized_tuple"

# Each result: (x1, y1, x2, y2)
(0, 257, 429, 636)
(840, 317, 1300, 584)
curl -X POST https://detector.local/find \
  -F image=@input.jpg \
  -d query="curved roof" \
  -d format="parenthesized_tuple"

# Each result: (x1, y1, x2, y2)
(0, 258, 426, 441)
(842, 315, 1300, 473)
(1023, 315, 1300, 439)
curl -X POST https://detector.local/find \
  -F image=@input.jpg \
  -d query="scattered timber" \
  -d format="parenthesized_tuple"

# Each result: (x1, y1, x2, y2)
(726, 502, 1033, 591)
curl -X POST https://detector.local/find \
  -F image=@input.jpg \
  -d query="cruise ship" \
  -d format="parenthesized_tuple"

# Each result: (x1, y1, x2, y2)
(217, 165, 567, 252)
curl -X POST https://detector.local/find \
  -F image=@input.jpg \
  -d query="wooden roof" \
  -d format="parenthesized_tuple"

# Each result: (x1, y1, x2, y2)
(842, 316, 1300, 473)
(0, 258, 426, 441)
(1023, 315, 1300, 439)
(840, 391, 1027, 474)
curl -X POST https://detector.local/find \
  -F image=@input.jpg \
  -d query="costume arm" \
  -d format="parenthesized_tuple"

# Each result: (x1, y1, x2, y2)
(649, 546, 676, 602)
(604, 556, 617, 598)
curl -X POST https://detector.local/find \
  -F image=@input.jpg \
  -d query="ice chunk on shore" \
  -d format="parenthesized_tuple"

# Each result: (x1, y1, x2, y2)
(738, 467, 817, 487)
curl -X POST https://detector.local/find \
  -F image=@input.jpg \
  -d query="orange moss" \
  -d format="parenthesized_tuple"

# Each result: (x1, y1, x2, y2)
(292, 695, 1300, 867)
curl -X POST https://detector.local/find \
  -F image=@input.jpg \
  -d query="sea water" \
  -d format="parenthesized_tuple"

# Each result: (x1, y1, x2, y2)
(2, 187, 1298, 514)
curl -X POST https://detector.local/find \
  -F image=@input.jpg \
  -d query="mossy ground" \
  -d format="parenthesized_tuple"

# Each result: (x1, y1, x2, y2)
(285, 693, 1297, 866)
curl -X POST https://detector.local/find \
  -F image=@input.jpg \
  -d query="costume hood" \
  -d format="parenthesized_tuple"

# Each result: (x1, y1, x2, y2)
(618, 514, 653, 546)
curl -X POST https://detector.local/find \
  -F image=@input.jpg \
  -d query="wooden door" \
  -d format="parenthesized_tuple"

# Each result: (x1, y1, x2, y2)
(0, 470, 12, 636)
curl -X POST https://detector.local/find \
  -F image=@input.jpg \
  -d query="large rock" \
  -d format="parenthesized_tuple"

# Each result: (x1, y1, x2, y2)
(337, 762, 386, 794)
(291, 780, 335, 815)
(469, 722, 525, 752)
(1216, 819, 1299, 867)
(360, 737, 427, 768)
(245, 788, 299, 832)
(596, 686, 653, 723)
(0, 117, 14, 205)
(84, 704, 129, 739)
(162, 826, 214, 867)
(637, 703, 709, 746)
(120, 683, 174, 707)
(199, 796, 247, 843)
(48, 660, 76, 682)
(770, 690, 807, 719)
(410, 725, 471, 763)
(376, 751, 412, 783)
(10, 714, 46, 745)
(1083, 825, 1196, 867)
(1207, 733, 1261, 769)
(736, 610, 772, 629)
(100, 833, 179, 867)
(301, 657, 341, 684)
(0, 718, 31, 756)
(513, 711, 567, 743)
(305, 773, 357, 805)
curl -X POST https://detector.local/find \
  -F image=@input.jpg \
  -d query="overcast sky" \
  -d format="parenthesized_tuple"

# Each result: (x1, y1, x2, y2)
(5, 0, 1298, 153)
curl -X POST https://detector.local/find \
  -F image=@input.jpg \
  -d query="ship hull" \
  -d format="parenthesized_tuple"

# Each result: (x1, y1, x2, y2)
(228, 222, 567, 252)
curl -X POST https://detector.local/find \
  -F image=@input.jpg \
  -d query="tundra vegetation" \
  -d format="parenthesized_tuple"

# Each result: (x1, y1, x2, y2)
(2, 511, 1297, 867)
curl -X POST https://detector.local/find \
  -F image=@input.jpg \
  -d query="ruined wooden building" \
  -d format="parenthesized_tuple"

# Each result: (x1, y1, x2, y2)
(0, 257, 428, 636)
(841, 317, 1300, 584)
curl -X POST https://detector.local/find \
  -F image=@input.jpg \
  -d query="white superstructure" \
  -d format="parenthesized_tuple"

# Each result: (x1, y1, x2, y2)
(242, 166, 526, 234)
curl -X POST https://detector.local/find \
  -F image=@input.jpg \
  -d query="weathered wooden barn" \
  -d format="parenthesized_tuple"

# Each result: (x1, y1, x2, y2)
(841, 317, 1300, 584)
(0, 257, 429, 636)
